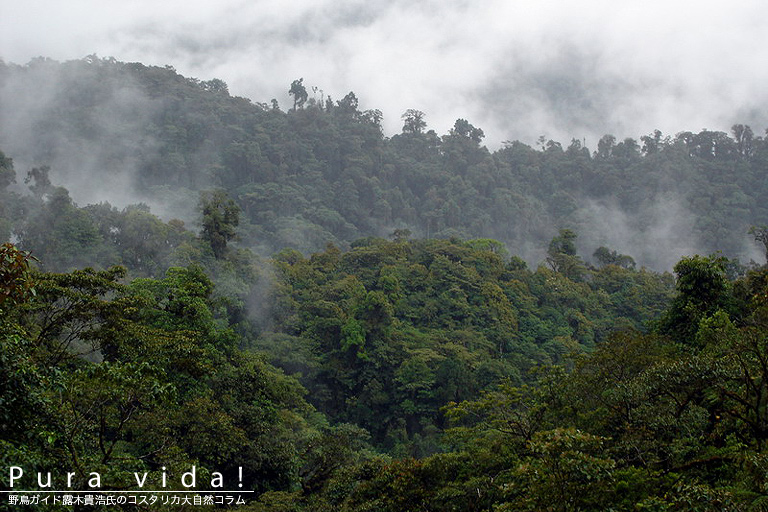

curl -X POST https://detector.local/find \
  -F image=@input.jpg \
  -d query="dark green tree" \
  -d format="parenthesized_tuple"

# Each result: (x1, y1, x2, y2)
(337, 91, 359, 114)
(595, 134, 616, 159)
(640, 129, 665, 155)
(199, 189, 240, 259)
(732, 124, 754, 157)
(593, 246, 636, 269)
(548, 229, 577, 256)
(659, 254, 732, 346)
(289, 78, 308, 110)
(401, 109, 427, 134)
(546, 229, 584, 279)
(450, 118, 484, 143)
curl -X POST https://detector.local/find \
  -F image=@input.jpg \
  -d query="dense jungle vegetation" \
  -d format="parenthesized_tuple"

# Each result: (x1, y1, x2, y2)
(3, 57, 768, 510)
(2, 56, 768, 267)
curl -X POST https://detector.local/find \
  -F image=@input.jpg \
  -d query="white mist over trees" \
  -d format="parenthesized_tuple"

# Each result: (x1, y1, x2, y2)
(4, 1, 768, 149)
(1, 57, 767, 271)
(4, 43, 768, 512)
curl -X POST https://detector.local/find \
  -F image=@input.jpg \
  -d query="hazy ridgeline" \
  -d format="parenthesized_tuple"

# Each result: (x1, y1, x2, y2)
(1, 57, 766, 272)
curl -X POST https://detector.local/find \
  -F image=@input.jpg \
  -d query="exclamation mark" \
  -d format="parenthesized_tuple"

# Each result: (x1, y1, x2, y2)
(238, 466, 243, 488)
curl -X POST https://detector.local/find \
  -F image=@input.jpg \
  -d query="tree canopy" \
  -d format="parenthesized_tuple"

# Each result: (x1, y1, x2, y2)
(4, 56, 768, 510)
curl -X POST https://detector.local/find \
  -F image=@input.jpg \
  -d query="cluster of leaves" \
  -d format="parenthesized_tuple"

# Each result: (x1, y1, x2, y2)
(257, 257, 768, 512)
(258, 236, 674, 453)
(0, 244, 371, 511)
(4, 225, 768, 510)
(0, 226, 678, 511)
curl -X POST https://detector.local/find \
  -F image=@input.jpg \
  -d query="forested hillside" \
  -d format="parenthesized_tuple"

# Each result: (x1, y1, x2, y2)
(3, 56, 768, 510)
(2, 57, 767, 269)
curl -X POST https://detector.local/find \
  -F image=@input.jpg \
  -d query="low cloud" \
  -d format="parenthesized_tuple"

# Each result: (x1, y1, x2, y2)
(576, 196, 701, 271)
(3, 1, 768, 149)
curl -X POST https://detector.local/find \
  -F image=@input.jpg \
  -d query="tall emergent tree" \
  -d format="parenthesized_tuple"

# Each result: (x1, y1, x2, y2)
(289, 78, 308, 110)
(401, 109, 427, 134)
(546, 229, 585, 280)
(199, 190, 240, 259)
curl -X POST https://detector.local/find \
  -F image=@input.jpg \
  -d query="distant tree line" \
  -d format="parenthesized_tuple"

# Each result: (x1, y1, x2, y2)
(2, 57, 768, 268)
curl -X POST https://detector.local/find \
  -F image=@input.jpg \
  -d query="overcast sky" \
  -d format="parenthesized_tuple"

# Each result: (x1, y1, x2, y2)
(3, 0, 768, 148)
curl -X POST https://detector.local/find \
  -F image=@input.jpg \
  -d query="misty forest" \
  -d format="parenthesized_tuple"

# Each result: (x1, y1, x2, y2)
(4, 56, 768, 511)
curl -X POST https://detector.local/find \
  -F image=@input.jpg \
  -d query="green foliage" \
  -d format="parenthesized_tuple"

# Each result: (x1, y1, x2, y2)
(199, 189, 240, 259)
(3, 239, 768, 510)
(4, 57, 768, 267)
(0, 242, 36, 308)
(262, 237, 673, 454)
(15, 187, 105, 271)
(401, 109, 427, 134)
(0, 246, 326, 508)
(300, 261, 768, 511)
(546, 229, 586, 280)
(289, 78, 308, 110)
(6, 56, 768, 510)
(660, 254, 734, 346)
(500, 428, 616, 512)
(593, 245, 636, 269)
